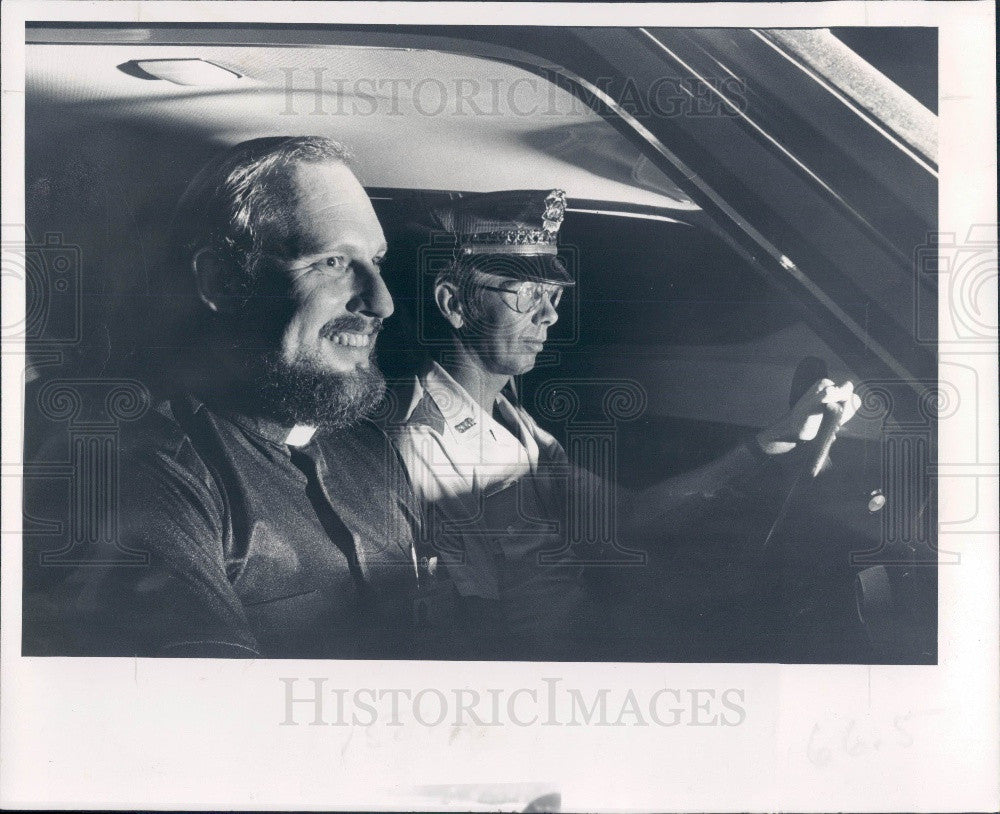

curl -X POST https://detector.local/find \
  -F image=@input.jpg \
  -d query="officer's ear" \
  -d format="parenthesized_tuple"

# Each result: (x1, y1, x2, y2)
(192, 247, 246, 314)
(434, 279, 464, 329)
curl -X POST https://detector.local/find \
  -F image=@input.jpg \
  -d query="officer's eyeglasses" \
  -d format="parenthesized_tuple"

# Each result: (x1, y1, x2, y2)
(478, 280, 564, 314)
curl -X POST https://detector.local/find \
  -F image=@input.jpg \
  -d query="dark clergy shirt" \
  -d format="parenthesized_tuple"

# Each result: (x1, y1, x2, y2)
(23, 392, 432, 658)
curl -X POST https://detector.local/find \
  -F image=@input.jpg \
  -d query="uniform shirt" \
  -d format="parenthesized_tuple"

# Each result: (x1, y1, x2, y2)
(23, 392, 426, 658)
(390, 362, 593, 658)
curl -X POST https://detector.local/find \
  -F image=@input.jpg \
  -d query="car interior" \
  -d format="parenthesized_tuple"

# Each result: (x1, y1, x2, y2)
(22, 24, 938, 663)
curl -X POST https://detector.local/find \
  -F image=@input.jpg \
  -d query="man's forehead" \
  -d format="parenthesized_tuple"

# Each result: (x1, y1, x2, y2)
(280, 160, 384, 246)
(287, 161, 371, 211)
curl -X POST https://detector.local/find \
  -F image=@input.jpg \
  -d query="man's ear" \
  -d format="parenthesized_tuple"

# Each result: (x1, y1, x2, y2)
(192, 248, 244, 314)
(434, 280, 464, 329)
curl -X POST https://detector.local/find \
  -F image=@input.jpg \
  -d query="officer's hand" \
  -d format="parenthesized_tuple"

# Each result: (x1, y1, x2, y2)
(755, 378, 862, 455)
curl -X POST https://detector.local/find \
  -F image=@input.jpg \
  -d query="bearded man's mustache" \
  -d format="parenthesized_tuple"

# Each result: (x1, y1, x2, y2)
(319, 316, 383, 340)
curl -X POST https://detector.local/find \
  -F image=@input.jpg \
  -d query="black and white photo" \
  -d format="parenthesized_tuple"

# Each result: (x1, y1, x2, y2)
(2, 3, 996, 812)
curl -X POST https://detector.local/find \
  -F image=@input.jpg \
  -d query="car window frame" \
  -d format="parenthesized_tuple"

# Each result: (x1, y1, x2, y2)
(27, 22, 937, 394)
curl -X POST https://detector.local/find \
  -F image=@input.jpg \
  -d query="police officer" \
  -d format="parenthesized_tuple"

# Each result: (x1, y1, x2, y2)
(389, 189, 862, 659)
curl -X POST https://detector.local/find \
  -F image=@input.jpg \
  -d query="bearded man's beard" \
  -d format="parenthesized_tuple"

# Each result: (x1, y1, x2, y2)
(252, 350, 387, 428)
(214, 303, 387, 428)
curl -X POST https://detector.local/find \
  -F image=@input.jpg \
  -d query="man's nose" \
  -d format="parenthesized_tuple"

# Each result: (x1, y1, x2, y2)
(533, 294, 559, 327)
(349, 263, 395, 319)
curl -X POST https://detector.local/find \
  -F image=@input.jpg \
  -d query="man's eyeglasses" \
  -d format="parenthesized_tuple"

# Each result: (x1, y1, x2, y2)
(478, 280, 564, 314)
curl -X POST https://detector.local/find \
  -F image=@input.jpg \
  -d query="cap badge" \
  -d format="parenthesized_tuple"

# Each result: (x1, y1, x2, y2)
(542, 190, 567, 235)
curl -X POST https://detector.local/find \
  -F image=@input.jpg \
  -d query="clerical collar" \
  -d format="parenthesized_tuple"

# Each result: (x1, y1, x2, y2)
(221, 409, 317, 449)
(285, 424, 317, 447)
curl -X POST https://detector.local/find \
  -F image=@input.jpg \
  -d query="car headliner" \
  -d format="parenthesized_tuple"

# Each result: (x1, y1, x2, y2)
(27, 42, 698, 211)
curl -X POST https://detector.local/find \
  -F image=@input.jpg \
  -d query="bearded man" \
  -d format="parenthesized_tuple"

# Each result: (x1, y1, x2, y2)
(27, 137, 427, 658)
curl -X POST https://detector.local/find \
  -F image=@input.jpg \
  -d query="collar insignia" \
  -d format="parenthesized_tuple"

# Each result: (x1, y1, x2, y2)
(455, 416, 477, 433)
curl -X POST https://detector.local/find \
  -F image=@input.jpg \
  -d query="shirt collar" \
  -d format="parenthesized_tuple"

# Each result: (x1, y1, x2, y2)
(420, 361, 514, 438)
(184, 389, 318, 450)
(225, 412, 317, 449)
